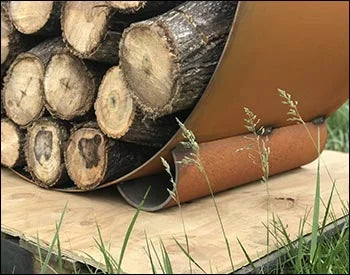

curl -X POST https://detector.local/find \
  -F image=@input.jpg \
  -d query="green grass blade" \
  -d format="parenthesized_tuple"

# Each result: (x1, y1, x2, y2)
(36, 232, 43, 268)
(55, 223, 63, 273)
(150, 240, 165, 274)
(160, 239, 173, 274)
(310, 128, 321, 264)
(173, 237, 207, 274)
(40, 202, 68, 274)
(144, 231, 157, 274)
(237, 238, 258, 274)
(117, 186, 151, 274)
(95, 224, 114, 273)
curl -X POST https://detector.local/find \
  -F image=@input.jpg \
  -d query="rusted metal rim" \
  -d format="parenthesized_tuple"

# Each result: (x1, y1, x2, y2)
(118, 122, 327, 211)
(9, 1, 349, 194)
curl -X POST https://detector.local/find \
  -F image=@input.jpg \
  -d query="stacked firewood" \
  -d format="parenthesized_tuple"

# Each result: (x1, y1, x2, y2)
(1, 1, 237, 190)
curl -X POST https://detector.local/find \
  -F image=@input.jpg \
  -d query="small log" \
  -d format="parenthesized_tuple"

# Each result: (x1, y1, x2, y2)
(120, 1, 237, 118)
(65, 124, 155, 190)
(1, 118, 25, 168)
(95, 66, 179, 147)
(8, 1, 63, 36)
(44, 51, 107, 121)
(2, 37, 66, 127)
(25, 118, 70, 187)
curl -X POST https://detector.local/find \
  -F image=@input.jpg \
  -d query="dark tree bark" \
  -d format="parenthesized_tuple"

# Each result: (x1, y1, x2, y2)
(120, 1, 237, 118)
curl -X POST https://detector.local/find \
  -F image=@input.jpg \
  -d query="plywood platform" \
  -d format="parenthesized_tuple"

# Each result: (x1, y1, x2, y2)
(1, 150, 348, 274)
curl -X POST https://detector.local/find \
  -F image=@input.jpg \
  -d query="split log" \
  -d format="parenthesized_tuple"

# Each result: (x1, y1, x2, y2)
(1, 118, 25, 168)
(61, 1, 183, 63)
(65, 124, 155, 190)
(95, 66, 179, 147)
(25, 118, 70, 187)
(44, 51, 107, 120)
(8, 1, 63, 36)
(120, 1, 237, 118)
(2, 37, 66, 127)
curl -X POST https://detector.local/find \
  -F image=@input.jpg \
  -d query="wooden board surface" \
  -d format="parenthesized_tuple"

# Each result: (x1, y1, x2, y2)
(1, 150, 349, 274)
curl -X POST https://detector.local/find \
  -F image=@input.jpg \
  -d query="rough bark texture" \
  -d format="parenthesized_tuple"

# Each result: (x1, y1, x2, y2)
(2, 37, 66, 127)
(65, 123, 156, 190)
(25, 117, 71, 188)
(8, 1, 63, 36)
(1, 118, 25, 168)
(44, 50, 108, 121)
(120, 1, 237, 118)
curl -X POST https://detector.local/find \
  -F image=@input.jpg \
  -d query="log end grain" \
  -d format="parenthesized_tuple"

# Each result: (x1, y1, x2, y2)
(44, 53, 96, 120)
(25, 119, 67, 187)
(120, 24, 177, 116)
(65, 127, 107, 190)
(9, 1, 54, 34)
(107, 1, 146, 13)
(1, 11, 11, 65)
(3, 53, 45, 127)
(95, 66, 135, 138)
(62, 1, 111, 57)
(1, 119, 24, 168)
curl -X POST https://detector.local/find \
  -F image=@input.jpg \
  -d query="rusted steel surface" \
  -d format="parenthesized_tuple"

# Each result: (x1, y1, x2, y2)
(9, 2, 348, 203)
(118, 122, 327, 211)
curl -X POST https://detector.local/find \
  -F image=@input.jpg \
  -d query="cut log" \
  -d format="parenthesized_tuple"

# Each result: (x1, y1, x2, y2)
(44, 51, 106, 120)
(106, 1, 146, 13)
(1, 118, 25, 168)
(8, 1, 63, 36)
(25, 118, 70, 187)
(1, 3, 34, 78)
(95, 66, 179, 147)
(65, 124, 155, 190)
(120, 1, 237, 118)
(61, 1, 116, 62)
(2, 37, 66, 127)
(61, 1, 183, 63)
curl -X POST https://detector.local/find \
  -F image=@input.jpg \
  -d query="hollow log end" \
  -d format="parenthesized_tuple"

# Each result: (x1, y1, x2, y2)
(3, 53, 45, 127)
(120, 22, 178, 117)
(95, 66, 136, 138)
(44, 52, 95, 120)
(1, 119, 22, 168)
(9, 1, 54, 34)
(65, 127, 107, 190)
(61, 1, 111, 57)
(25, 119, 65, 187)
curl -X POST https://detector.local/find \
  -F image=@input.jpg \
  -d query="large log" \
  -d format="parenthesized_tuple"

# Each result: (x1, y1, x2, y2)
(8, 1, 63, 36)
(25, 118, 70, 188)
(120, 1, 237, 118)
(1, 118, 25, 168)
(64, 123, 155, 190)
(44, 51, 107, 121)
(95, 66, 179, 147)
(61, 1, 183, 63)
(2, 37, 66, 127)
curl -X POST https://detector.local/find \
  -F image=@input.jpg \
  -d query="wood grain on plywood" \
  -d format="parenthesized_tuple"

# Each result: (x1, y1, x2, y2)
(1, 150, 348, 273)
